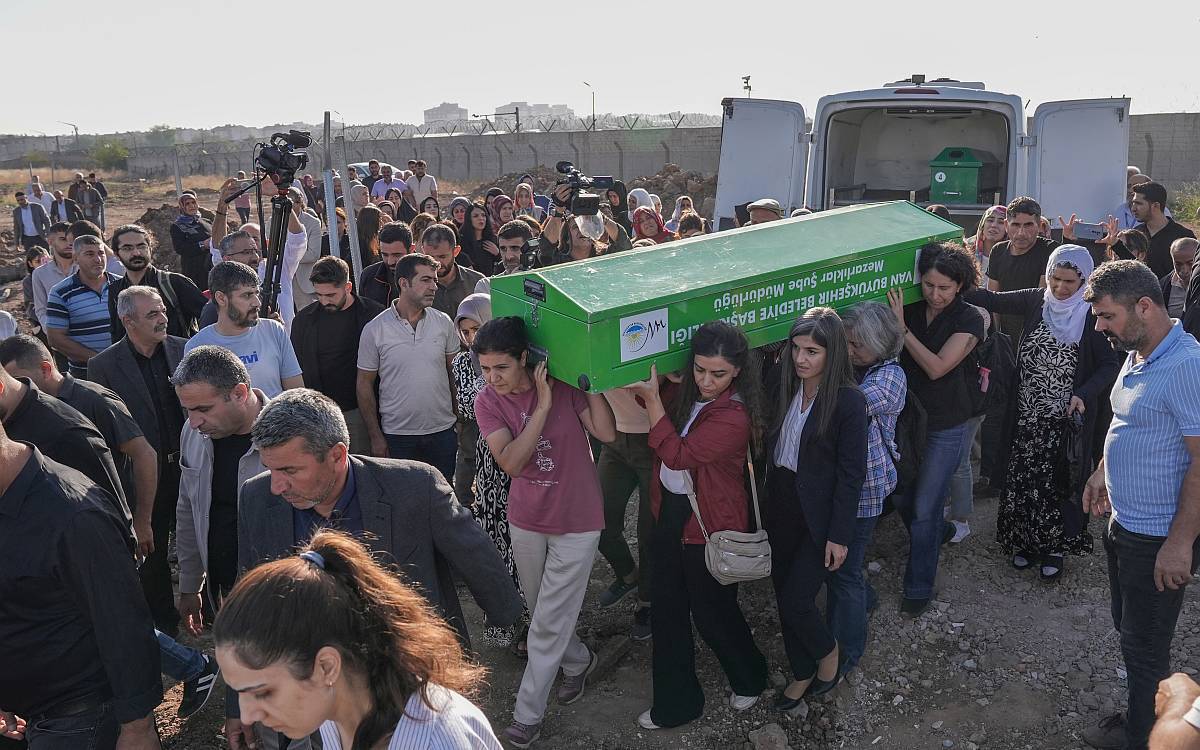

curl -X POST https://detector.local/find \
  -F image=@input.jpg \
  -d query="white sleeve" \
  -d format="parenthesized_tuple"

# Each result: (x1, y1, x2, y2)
(209, 238, 222, 266)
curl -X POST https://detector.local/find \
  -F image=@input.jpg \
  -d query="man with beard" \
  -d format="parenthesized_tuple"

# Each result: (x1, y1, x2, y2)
(1081, 260, 1200, 750)
(474, 219, 533, 294)
(359, 221, 412, 306)
(290, 256, 383, 454)
(1128, 181, 1195, 279)
(49, 188, 82, 223)
(357, 254, 460, 480)
(107, 224, 206, 341)
(422, 223, 483, 318)
(45, 235, 118, 379)
(184, 261, 302, 398)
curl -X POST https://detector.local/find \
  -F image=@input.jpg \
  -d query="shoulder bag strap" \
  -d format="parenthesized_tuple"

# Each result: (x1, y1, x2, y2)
(746, 446, 764, 532)
(682, 471, 712, 541)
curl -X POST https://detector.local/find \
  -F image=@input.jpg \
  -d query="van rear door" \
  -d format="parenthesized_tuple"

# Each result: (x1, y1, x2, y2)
(1026, 98, 1130, 225)
(714, 98, 808, 230)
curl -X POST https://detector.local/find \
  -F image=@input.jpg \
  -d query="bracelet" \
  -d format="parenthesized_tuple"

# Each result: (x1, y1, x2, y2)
(214, 210, 227, 216)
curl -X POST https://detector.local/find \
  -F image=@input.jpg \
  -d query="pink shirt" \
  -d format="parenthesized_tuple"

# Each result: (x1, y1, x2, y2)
(474, 379, 603, 535)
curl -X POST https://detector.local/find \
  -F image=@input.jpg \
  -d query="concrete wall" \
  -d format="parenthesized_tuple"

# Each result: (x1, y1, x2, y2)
(1128, 114, 1200, 190)
(126, 127, 724, 186)
(127, 114, 1200, 193)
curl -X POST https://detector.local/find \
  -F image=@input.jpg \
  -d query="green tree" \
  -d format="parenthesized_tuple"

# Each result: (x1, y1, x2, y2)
(91, 140, 130, 171)
(23, 151, 50, 167)
(146, 124, 177, 146)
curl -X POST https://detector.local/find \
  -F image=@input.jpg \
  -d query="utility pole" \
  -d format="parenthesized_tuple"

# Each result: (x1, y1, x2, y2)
(742, 76, 752, 96)
(583, 82, 596, 131)
(58, 121, 79, 146)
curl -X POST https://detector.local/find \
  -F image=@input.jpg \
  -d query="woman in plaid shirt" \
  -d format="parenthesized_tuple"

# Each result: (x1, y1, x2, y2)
(828, 301, 907, 674)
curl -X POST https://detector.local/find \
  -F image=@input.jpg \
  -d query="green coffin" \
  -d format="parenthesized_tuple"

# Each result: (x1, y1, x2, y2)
(490, 201, 962, 393)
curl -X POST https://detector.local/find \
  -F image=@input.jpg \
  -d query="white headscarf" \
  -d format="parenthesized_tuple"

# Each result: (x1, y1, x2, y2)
(1041, 244, 1095, 345)
(627, 188, 653, 223)
(665, 196, 692, 232)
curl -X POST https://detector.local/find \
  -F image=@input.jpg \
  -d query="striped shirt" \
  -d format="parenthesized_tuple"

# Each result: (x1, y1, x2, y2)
(1104, 321, 1200, 536)
(317, 684, 501, 749)
(45, 271, 117, 367)
(858, 359, 907, 517)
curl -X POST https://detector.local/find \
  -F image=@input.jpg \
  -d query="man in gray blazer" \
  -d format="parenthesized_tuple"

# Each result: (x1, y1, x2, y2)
(89, 286, 188, 636)
(238, 388, 524, 641)
(12, 191, 51, 249)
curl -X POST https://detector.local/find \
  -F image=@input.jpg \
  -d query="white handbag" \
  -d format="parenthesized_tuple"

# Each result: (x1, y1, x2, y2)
(683, 447, 771, 586)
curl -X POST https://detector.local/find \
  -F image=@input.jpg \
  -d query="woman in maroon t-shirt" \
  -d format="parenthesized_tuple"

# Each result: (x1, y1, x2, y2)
(472, 317, 616, 748)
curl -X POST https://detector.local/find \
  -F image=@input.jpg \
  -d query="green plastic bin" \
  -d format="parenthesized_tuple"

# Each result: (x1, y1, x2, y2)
(929, 147, 998, 204)
(489, 201, 962, 392)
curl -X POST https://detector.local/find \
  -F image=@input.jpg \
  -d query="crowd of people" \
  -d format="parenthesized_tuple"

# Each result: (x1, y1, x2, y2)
(1, 157, 1199, 750)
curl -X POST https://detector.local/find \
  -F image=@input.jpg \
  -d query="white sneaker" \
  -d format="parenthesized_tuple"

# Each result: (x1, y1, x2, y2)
(949, 520, 971, 544)
(729, 693, 760, 711)
(637, 710, 662, 730)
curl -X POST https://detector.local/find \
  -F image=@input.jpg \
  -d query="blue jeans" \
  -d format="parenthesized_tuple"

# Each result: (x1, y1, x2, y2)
(826, 515, 879, 670)
(947, 415, 983, 520)
(384, 428, 457, 485)
(157, 629, 206, 682)
(25, 701, 118, 749)
(895, 422, 970, 599)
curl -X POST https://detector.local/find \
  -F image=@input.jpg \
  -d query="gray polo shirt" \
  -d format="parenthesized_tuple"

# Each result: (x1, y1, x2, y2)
(357, 304, 459, 435)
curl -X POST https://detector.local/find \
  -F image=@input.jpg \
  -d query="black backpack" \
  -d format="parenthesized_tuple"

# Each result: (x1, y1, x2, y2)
(965, 327, 1015, 417)
(891, 388, 929, 493)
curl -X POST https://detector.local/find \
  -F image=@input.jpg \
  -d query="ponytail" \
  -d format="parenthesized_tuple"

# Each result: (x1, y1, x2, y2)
(214, 530, 485, 748)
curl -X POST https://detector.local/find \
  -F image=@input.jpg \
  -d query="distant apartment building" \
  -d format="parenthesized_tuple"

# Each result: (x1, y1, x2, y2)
(493, 102, 575, 120)
(424, 103, 468, 124)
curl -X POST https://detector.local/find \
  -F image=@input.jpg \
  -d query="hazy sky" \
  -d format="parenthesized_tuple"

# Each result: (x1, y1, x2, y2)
(6, 0, 1199, 136)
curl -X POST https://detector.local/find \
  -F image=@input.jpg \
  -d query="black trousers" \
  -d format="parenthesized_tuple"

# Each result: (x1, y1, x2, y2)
(596, 431, 655, 602)
(1104, 519, 1200, 750)
(140, 462, 180, 636)
(649, 489, 767, 728)
(19, 234, 45, 250)
(765, 467, 836, 681)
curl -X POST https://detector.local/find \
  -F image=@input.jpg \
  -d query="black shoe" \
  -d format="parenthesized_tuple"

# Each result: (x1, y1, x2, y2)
(1040, 554, 1065, 582)
(178, 654, 220, 720)
(900, 596, 930, 617)
(1011, 552, 1035, 570)
(806, 671, 843, 698)
(1081, 712, 1126, 749)
(773, 689, 806, 712)
(598, 577, 638, 608)
(631, 606, 652, 641)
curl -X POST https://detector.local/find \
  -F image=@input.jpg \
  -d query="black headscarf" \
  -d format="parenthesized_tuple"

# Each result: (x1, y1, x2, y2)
(606, 180, 632, 235)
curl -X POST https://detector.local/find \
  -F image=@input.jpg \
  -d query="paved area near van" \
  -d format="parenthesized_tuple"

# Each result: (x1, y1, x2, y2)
(152, 491, 1200, 749)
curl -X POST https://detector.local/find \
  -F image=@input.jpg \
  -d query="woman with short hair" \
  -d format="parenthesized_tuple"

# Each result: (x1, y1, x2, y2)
(829, 301, 906, 673)
(887, 242, 984, 616)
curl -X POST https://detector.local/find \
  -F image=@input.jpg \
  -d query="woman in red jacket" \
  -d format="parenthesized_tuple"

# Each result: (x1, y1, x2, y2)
(624, 321, 768, 730)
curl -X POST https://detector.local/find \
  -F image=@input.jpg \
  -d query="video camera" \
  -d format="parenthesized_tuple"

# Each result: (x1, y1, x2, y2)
(555, 161, 614, 216)
(256, 130, 311, 190)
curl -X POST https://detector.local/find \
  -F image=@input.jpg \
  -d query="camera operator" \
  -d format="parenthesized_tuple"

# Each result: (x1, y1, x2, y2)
(542, 184, 632, 264)
(209, 177, 308, 331)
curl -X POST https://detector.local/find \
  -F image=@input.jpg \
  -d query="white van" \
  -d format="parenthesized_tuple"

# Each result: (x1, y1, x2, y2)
(714, 76, 1130, 232)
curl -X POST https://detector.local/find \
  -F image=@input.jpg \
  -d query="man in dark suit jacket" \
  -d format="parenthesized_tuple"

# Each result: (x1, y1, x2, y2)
(12, 191, 51, 249)
(50, 189, 84, 223)
(228, 389, 522, 749)
(89, 285, 188, 636)
(238, 389, 523, 641)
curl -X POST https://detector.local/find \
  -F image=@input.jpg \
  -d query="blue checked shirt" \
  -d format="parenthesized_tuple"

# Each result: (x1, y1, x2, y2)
(857, 359, 907, 517)
(1104, 322, 1200, 537)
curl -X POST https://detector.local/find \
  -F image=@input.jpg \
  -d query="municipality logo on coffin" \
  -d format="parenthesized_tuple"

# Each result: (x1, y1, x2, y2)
(619, 308, 669, 362)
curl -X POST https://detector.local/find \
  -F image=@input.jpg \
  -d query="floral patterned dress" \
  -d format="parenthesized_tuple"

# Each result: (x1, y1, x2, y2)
(452, 351, 525, 642)
(996, 320, 1093, 557)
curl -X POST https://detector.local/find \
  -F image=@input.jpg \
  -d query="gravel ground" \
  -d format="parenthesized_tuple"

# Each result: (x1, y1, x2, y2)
(154, 489, 1199, 749)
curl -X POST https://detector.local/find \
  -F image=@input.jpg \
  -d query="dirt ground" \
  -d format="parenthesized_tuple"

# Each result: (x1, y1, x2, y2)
(147, 493, 1199, 750)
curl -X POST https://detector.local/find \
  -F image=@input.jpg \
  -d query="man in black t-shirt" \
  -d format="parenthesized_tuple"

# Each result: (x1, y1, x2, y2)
(291, 256, 383, 454)
(986, 196, 1057, 343)
(1130, 181, 1196, 279)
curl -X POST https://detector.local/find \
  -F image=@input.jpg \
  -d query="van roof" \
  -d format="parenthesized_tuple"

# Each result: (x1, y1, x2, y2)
(816, 84, 1022, 110)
